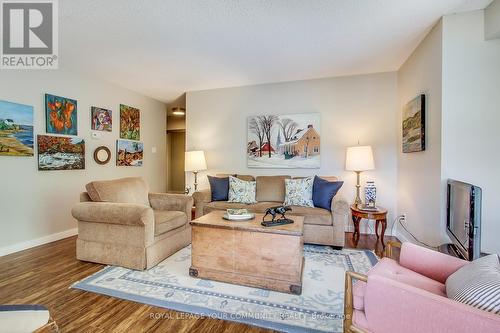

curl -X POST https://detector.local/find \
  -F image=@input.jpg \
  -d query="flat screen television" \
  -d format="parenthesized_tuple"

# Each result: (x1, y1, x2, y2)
(446, 179, 482, 261)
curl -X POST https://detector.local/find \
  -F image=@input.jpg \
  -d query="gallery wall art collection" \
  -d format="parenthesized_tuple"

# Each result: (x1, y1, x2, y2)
(0, 94, 144, 171)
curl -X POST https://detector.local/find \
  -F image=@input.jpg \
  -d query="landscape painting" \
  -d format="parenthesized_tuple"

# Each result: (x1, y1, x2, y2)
(45, 94, 78, 135)
(120, 104, 140, 140)
(117, 139, 143, 166)
(91, 107, 112, 132)
(402, 94, 426, 153)
(0, 100, 34, 156)
(38, 135, 85, 171)
(247, 113, 320, 168)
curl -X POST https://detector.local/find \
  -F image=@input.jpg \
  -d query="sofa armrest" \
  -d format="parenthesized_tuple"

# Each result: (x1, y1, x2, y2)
(399, 242, 468, 283)
(149, 193, 193, 221)
(193, 189, 211, 204)
(363, 275, 500, 333)
(192, 189, 211, 218)
(71, 202, 154, 226)
(332, 196, 349, 215)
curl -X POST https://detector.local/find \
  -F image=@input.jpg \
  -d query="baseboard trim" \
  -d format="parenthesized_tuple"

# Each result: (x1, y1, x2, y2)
(0, 228, 78, 257)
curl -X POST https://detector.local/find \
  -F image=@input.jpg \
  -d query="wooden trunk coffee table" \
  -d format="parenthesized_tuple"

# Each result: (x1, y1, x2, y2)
(189, 211, 304, 295)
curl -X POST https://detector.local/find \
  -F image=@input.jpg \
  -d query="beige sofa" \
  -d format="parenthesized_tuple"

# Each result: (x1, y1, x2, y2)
(193, 175, 348, 247)
(71, 177, 192, 270)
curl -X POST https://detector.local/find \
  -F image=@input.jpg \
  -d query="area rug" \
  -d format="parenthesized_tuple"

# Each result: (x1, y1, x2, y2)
(72, 245, 377, 333)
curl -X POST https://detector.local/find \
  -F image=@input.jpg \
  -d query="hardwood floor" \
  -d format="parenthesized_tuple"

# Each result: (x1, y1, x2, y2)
(0, 233, 397, 332)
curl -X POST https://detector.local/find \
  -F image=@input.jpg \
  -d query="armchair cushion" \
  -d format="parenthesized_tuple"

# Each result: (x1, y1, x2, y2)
(369, 257, 446, 297)
(85, 177, 149, 206)
(154, 210, 187, 236)
(148, 193, 193, 218)
(446, 254, 500, 314)
(72, 202, 154, 226)
(399, 242, 468, 283)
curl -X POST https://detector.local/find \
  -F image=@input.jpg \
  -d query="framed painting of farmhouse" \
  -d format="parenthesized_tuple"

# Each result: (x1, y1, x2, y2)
(247, 113, 320, 168)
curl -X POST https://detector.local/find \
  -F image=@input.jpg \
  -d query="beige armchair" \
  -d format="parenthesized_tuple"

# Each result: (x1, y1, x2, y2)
(71, 177, 192, 270)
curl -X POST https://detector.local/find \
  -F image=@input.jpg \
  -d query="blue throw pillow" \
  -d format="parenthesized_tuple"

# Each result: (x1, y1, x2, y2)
(312, 176, 344, 211)
(208, 176, 229, 201)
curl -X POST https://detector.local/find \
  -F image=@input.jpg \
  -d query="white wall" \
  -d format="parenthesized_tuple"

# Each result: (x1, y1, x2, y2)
(485, 0, 500, 40)
(397, 20, 444, 246)
(442, 11, 500, 254)
(186, 73, 399, 234)
(0, 70, 167, 255)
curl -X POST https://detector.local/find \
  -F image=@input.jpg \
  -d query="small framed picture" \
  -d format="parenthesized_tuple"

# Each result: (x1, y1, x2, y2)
(402, 94, 425, 153)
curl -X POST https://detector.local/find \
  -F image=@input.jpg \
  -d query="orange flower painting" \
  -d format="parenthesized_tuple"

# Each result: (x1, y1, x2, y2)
(120, 104, 140, 140)
(45, 94, 78, 135)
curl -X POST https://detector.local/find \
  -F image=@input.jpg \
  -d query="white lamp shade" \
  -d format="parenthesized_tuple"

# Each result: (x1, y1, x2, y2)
(185, 150, 207, 172)
(345, 146, 375, 171)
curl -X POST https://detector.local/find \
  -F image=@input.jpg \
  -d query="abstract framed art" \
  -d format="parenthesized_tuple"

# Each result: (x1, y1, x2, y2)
(45, 94, 78, 136)
(91, 107, 112, 132)
(402, 94, 426, 153)
(119, 104, 140, 140)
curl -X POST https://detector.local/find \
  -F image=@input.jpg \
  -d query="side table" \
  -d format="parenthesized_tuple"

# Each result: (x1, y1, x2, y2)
(350, 205, 388, 246)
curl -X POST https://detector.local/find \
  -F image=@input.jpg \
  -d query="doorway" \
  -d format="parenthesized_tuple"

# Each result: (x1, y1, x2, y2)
(167, 130, 186, 192)
(166, 95, 187, 193)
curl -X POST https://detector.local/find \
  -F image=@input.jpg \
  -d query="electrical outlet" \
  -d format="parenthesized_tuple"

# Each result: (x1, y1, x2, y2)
(400, 213, 407, 224)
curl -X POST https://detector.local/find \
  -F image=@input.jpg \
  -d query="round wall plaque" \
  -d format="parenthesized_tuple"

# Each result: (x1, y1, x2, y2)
(93, 146, 111, 165)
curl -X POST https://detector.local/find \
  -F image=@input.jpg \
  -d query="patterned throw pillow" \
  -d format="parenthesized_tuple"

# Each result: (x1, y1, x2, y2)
(228, 176, 257, 204)
(283, 177, 314, 207)
(446, 254, 500, 314)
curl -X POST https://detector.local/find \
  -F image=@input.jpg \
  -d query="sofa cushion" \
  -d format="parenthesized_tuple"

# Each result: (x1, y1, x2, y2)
(154, 210, 187, 236)
(208, 176, 229, 201)
(289, 205, 332, 226)
(228, 176, 257, 204)
(284, 177, 314, 207)
(446, 254, 500, 314)
(256, 175, 290, 202)
(312, 176, 343, 211)
(86, 177, 149, 206)
(204, 201, 281, 214)
(369, 258, 446, 297)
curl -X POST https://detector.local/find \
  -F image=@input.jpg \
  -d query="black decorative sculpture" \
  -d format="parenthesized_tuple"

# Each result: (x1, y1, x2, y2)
(261, 205, 294, 227)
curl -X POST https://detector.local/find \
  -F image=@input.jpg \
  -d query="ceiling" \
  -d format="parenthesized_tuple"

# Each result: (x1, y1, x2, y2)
(59, 0, 492, 103)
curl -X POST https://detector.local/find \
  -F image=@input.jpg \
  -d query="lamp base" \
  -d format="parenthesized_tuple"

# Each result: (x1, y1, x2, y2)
(354, 171, 362, 208)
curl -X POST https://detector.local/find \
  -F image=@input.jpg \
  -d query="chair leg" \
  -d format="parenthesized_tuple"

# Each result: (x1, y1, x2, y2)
(385, 240, 402, 259)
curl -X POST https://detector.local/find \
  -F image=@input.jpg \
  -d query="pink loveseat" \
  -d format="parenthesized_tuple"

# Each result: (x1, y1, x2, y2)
(344, 242, 500, 333)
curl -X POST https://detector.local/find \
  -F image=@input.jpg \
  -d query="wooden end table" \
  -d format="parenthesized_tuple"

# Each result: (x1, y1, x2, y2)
(350, 205, 388, 246)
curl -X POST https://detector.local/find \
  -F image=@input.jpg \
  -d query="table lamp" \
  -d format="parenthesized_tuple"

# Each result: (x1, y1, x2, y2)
(345, 145, 374, 207)
(185, 150, 207, 192)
